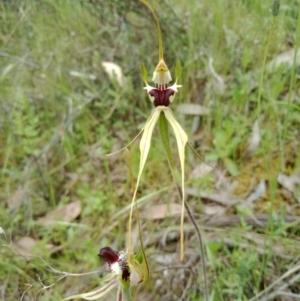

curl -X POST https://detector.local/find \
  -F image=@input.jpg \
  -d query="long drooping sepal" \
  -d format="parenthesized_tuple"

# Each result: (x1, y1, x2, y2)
(127, 109, 161, 263)
(160, 108, 188, 261)
(134, 188, 149, 283)
(175, 61, 182, 83)
(61, 277, 118, 301)
(116, 285, 123, 301)
(159, 110, 209, 299)
(139, 109, 161, 187)
(126, 149, 149, 284)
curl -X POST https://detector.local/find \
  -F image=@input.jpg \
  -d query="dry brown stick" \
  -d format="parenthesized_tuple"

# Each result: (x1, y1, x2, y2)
(204, 214, 300, 228)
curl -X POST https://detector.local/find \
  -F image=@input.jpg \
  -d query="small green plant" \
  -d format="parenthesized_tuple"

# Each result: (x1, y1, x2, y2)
(107, 1, 209, 299)
(206, 120, 243, 176)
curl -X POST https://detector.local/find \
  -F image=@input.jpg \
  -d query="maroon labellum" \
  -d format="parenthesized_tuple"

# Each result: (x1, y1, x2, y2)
(99, 247, 119, 265)
(148, 87, 175, 107)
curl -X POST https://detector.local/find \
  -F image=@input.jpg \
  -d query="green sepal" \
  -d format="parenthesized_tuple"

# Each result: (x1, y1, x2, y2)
(175, 61, 182, 82)
(140, 64, 148, 83)
(60, 276, 117, 301)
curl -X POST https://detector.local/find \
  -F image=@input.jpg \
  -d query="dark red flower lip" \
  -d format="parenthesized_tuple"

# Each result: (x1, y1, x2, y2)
(148, 87, 175, 107)
(99, 247, 130, 282)
(99, 247, 119, 265)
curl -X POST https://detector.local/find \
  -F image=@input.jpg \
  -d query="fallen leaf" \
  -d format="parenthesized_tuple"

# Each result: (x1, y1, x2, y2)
(278, 173, 296, 192)
(246, 180, 266, 203)
(186, 188, 240, 206)
(267, 48, 300, 71)
(247, 120, 260, 154)
(202, 204, 226, 216)
(102, 61, 124, 87)
(8, 187, 26, 211)
(278, 172, 300, 203)
(189, 162, 213, 180)
(13, 237, 60, 259)
(208, 57, 226, 95)
(36, 201, 81, 226)
(0, 227, 6, 238)
(142, 203, 182, 220)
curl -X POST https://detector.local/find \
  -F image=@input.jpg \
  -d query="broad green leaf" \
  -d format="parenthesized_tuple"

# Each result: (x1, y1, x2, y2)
(224, 157, 239, 176)
(163, 108, 188, 260)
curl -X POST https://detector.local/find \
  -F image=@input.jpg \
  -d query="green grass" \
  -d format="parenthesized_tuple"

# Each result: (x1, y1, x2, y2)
(1, 0, 300, 300)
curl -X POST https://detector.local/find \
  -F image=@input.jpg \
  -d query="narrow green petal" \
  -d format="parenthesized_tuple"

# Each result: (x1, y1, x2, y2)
(128, 109, 161, 262)
(132, 191, 149, 283)
(140, 64, 148, 84)
(61, 278, 117, 301)
(139, 109, 161, 177)
(163, 108, 188, 261)
(175, 61, 182, 82)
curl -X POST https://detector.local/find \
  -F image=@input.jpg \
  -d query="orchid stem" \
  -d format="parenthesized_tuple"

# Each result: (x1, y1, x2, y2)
(123, 288, 133, 301)
(140, 0, 163, 60)
(158, 113, 209, 301)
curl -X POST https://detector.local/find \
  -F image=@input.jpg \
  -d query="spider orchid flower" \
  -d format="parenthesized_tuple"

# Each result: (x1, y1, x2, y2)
(107, 0, 189, 261)
(61, 247, 148, 301)
(133, 58, 188, 261)
(130, 0, 189, 262)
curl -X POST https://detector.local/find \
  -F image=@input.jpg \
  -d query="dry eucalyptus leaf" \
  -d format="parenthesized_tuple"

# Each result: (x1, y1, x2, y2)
(189, 162, 213, 180)
(203, 204, 226, 216)
(267, 48, 300, 71)
(247, 120, 260, 154)
(278, 172, 300, 203)
(102, 61, 124, 87)
(246, 180, 266, 203)
(208, 57, 226, 95)
(142, 203, 181, 220)
(36, 201, 81, 226)
(13, 237, 58, 259)
(186, 188, 239, 206)
(0, 227, 6, 238)
(8, 187, 26, 211)
(278, 173, 296, 192)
